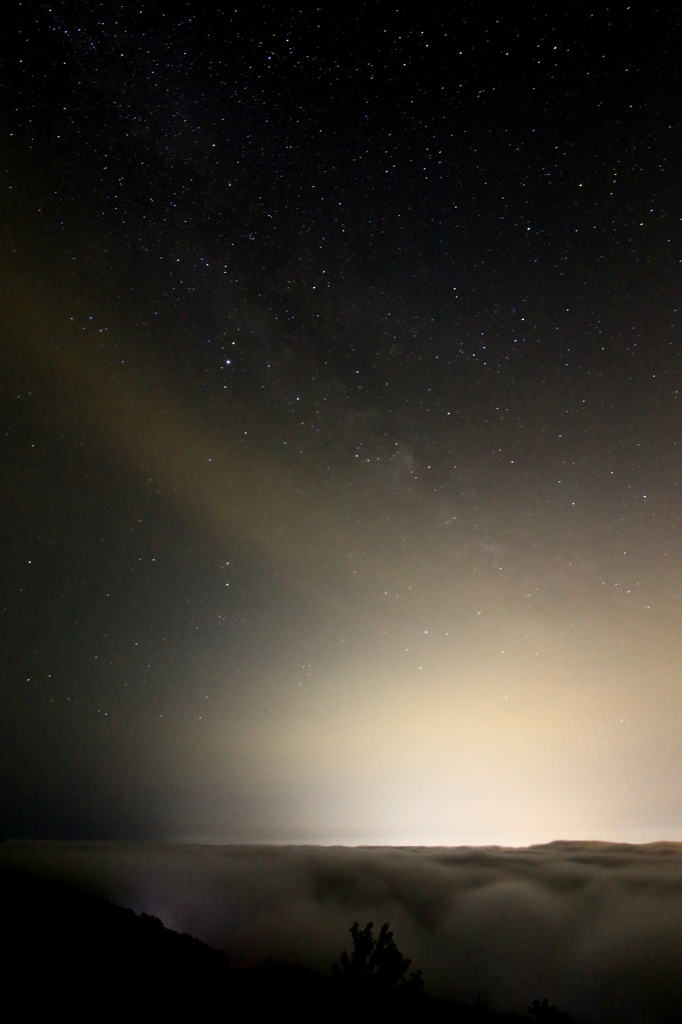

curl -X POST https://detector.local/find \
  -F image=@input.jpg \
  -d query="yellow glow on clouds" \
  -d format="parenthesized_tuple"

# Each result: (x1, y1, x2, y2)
(6, 262, 682, 847)
(207, 619, 681, 845)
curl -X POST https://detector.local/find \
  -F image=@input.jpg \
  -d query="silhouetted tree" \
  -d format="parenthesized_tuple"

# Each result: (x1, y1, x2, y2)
(528, 997, 572, 1022)
(333, 921, 423, 990)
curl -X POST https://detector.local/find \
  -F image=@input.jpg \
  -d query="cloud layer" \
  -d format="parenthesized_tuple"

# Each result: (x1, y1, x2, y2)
(3, 841, 682, 1022)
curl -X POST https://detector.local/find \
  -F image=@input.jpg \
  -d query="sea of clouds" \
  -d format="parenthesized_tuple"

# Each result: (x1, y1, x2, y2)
(2, 841, 682, 1022)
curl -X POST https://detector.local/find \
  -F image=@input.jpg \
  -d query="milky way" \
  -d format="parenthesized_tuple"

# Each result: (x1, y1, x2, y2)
(1, 5, 681, 844)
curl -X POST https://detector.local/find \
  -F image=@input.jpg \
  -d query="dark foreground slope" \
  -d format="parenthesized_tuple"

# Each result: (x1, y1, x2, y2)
(0, 870, 231, 1018)
(0, 870, 546, 1022)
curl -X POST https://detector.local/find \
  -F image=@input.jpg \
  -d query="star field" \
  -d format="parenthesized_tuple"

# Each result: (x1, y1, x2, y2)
(1, 3, 682, 842)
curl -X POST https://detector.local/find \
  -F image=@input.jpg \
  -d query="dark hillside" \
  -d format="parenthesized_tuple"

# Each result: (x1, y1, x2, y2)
(0, 870, 556, 1021)
(0, 870, 230, 1017)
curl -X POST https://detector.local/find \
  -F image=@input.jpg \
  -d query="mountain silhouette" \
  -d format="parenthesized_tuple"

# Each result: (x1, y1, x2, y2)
(0, 869, 576, 1022)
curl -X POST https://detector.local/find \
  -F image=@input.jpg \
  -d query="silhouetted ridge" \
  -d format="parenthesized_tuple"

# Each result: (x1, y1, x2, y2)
(0, 871, 577, 1021)
(0, 870, 229, 1016)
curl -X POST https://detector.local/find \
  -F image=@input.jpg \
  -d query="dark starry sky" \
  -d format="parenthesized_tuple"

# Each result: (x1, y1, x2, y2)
(1, 2, 682, 843)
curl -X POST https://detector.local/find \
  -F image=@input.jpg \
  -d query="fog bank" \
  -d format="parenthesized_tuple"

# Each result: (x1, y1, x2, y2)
(3, 841, 682, 1022)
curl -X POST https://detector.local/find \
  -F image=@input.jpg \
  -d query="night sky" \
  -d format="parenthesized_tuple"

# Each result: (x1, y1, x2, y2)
(2, 3, 681, 844)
